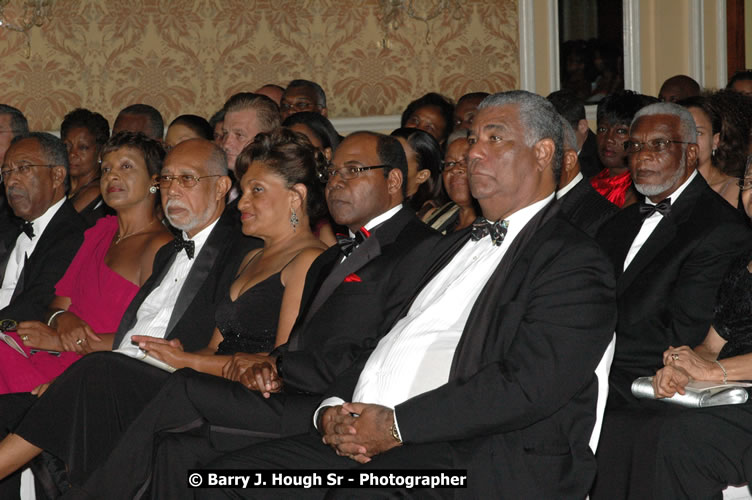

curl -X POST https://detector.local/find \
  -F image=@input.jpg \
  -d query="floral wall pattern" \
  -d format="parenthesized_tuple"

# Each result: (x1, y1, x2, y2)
(0, 0, 519, 131)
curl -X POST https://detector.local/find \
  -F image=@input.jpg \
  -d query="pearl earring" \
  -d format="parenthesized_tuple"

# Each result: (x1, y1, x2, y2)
(149, 186, 158, 194)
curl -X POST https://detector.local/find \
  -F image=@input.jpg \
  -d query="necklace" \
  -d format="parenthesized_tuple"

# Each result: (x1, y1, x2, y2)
(114, 219, 158, 245)
(68, 176, 101, 201)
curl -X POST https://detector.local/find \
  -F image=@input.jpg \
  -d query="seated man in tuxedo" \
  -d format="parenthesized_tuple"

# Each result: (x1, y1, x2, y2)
(0, 132, 86, 323)
(592, 102, 752, 497)
(62, 131, 443, 499)
(193, 91, 617, 499)
(556, 116, 618, 237)
(0, 139, 257, 497)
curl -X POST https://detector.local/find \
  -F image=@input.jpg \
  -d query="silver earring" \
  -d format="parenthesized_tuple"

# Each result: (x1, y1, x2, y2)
(290, 208, 299, 231)
(149, 186, 158, 194)
(711, 149, 717, 159)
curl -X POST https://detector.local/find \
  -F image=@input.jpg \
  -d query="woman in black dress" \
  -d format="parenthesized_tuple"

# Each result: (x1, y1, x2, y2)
(0, 129, 328, 493)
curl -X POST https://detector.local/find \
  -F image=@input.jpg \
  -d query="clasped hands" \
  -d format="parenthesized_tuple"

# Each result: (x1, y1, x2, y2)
(221, 353, 283, 397)
(319, 403, 401, 464)
(652, 345, 723, 398)
(17, 312, 101, 354)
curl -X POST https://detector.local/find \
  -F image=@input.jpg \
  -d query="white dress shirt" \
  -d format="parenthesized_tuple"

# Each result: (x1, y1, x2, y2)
(315, 194, 555, 429)
(623, 170, 697, 271)
(116, 219, 218, 356)
(0, 196, 66, 309)
(339, 204, 403, 263)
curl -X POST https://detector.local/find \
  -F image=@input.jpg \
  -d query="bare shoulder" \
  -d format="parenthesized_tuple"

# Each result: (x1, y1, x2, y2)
(280, 244, 327, 285)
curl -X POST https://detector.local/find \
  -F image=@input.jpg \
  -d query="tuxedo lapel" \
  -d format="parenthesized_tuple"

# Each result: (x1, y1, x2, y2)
(450, 201, 560, 379)
(0, 227, 19, 285)
(616, 174, 703, 295)
(11, 253, 29, 301)
(301, 234, 382, 326)
(287, 251, 338, 350)
(166, 219, 232, 335)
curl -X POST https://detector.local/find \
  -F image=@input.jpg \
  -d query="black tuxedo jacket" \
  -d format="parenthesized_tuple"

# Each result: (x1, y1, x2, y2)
(112, 210, 261, 353)
(558, 177, 619, 237)
(273, 208, 440, 417)
(325, 202, 617, 498)
(597, 174, 752, 404)
(579, 129, 603, 178)
(0, 200, 86, 321)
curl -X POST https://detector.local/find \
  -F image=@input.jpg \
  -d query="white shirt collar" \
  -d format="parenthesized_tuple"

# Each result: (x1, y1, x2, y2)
(349, 204, 403, 237)
(182, 218, 219, 257)
(556, 172, 584, 199)
(644, 170, 697, 206)
(498, 193, 555, 239)
(27, 196, 65, 241)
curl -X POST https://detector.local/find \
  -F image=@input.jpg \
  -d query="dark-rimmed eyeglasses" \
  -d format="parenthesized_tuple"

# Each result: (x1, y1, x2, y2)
(0, 164, 55, 183)
(739, 178, 752, 191)
(623, 139, 693, 154)
(319, 165, 388, 183)
(156, 174, 222, 189)
(442, 159, 467, 172)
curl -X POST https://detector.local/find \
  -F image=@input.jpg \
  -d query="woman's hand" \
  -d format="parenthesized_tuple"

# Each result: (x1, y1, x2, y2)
(653, 364, 691, 398)
(55, 312, 101, 354)
(132, 336, 186, 369)
(15, 321, 62, 351)
(31, 379, 55, 397)
(663, 345, 723, 381)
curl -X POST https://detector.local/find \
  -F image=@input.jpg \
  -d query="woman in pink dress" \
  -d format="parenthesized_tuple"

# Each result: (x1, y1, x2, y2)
(0, 131, 173, 394)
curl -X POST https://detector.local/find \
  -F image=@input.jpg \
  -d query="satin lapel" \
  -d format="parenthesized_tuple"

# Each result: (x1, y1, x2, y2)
(449, 201, 560, 379)
(166, 222, 230, 335)
(616, 175, 703, 295)
(0, 229, 18, 285)
(287, 251, 338, 350)
(301, 234, 383, 325)
(557, 178, 586, 214)
(112, 250, 176, 348)
(10, 253, 28, 301)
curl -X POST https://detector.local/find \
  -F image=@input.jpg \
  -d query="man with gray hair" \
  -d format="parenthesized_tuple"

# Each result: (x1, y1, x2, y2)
(279, 79, 328, 120)
(0, 132, 85, 322)
(0, 105, 29, 223)
(194, 90, 616, 499)
(556, 116, 618, 236)
(592, 102, 752, 496)
(221, 92, 280, 172)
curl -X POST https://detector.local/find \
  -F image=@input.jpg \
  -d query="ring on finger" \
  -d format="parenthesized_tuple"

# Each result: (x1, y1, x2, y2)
(20, 334, 29, 342)
(671, 353, 679, 361)
(76, 338, 84, 345)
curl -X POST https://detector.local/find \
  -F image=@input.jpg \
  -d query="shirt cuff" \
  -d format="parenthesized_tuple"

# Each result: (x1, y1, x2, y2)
(313, 397, 346, 430)
(392, 408, 403, 442)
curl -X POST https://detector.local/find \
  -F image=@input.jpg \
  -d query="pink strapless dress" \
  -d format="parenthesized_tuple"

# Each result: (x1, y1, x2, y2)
(0, 216, 140, 393)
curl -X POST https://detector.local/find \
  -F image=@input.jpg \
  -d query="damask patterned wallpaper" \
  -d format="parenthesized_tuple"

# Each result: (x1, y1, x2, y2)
(0, 0, 519, 131)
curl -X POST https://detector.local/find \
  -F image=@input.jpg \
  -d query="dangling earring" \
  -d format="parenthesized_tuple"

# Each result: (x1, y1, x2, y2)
(149, 185, 158, 194)
(290, 208, 299, 231)
(711, 148, 717, 159)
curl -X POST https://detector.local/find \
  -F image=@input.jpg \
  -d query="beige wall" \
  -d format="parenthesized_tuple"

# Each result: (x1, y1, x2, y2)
(0, 0, 519, 132)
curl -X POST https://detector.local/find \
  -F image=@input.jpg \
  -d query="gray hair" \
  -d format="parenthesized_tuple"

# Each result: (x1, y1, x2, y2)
(632, 102, 698, 143)
(10, 132, 69, 189)
(0, 104, 29, 137)
(223, 93, 281, 133)
(478, 90, 563, 182)
(446, 128, 469, 146)
(207, 142, 229, 176)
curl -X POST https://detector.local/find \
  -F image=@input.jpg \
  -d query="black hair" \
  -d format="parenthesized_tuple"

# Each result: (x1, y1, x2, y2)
(547, 89, 586, 127)
(10, 132, 69, 188)
(117, 104, 164, 140)
(390, 127, 445, 211)
(596, 90, 659, 126)
(60, 108, 110, 147)
(286, 80, 327, 108)
(168, 114, 213, 141)
(282, 112, 340, 151)
(400, 92, 455, 144)
(0, 104, 29, 137)
(100, 131, 165, 177)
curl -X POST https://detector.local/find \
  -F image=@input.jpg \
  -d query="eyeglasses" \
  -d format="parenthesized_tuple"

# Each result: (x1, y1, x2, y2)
(623, 139, 693, 154)
(739, 178, 752, 191)
(442, 159, 467, 172)
(156, 174, 222, 189)
(319, 164, 389, 183)
(280, 101, 317, 113)
(0, 164, 55, 183)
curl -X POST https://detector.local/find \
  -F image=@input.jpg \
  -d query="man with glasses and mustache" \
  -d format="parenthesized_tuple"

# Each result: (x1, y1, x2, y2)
(0, 132, 85, 323)
(592, 103, 752, 497)
(0, 138, 258, 498)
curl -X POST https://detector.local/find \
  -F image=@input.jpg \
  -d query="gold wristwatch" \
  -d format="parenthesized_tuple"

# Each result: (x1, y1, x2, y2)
(390, 421, 402, 443)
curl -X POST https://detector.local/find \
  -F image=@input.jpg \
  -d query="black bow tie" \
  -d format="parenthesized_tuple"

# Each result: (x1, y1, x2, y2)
(19, 221, 34, 239)
(470, 217, 509, 246)
(173, 237, 195, 259)
(639, 198, 671, 220)
(336, 227, 370, 257)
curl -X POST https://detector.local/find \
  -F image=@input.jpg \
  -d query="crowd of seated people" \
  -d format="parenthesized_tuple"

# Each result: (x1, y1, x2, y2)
(0, 72, 752, 500)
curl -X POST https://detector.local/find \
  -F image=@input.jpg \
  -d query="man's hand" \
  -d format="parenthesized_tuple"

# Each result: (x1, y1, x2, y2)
(221, 353, 270, 380)
(322, 403, 401, 464)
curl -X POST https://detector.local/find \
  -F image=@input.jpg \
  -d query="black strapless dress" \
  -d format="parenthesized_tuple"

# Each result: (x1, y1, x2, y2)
(3, 270, 285, 489)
